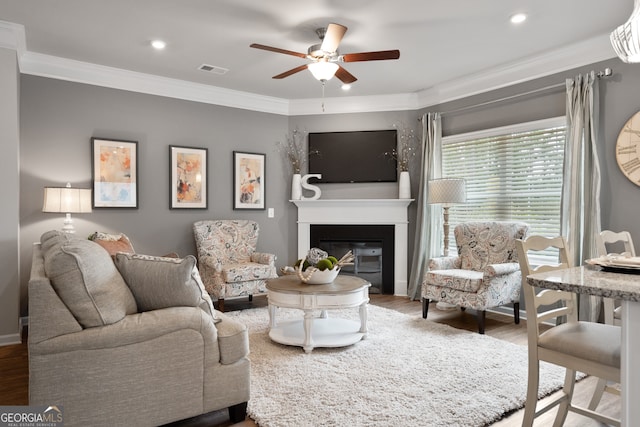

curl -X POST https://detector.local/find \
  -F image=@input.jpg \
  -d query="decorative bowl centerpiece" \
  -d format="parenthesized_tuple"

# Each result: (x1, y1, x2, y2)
(294, 248, 354, 284)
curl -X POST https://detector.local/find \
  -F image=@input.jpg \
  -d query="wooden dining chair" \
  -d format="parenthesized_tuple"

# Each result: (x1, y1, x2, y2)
(596, 230, 635, 325)
(587, 230, 634, 411)
(516, 235, 621, 427)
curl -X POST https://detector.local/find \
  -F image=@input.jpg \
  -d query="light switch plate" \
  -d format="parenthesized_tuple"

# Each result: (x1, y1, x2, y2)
(268, 208, 274, 218)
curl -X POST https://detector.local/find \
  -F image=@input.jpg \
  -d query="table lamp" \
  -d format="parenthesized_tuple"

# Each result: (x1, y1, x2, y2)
(43, 182, 92, 233)
(428, 178, 466, 255)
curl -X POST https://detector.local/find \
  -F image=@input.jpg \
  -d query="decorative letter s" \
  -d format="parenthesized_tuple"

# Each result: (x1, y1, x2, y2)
(301, 174, 322, 200)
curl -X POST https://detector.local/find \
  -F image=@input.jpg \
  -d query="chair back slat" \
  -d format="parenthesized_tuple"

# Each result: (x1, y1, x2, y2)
(597, 230, 636, 257)
(516, 235, 577, 333)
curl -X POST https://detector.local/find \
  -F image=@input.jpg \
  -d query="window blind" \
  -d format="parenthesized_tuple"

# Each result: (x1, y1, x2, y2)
(442, 117, 566, 262)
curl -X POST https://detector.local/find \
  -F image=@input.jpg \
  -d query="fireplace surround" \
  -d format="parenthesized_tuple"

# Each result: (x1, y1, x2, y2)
(292, 199, 412, 296)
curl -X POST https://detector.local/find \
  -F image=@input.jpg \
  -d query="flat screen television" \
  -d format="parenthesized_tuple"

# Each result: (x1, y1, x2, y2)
(308, 130, 397, 183)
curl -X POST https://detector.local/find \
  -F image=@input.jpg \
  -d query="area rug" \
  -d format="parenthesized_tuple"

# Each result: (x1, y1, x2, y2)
(225, 305, 570, 427)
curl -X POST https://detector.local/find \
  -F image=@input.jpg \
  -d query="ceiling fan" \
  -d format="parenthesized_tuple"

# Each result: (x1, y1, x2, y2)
(250, 23, 400, 85)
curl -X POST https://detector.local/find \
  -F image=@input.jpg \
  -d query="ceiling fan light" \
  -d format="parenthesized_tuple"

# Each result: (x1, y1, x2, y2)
(308, 62, 339, 81)
(610, 0, 640, 63)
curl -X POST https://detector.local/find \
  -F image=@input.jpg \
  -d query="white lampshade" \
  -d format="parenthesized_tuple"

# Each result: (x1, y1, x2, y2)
(308, 61, 339, 81)
(610, 0, 640, 63)
(43, 184, 92, 213)
(43, 183, 92, 233)
(427, 178, 466, 206)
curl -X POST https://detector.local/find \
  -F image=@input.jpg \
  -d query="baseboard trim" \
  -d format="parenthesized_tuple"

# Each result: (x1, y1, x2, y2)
(0, 332, 21, 346)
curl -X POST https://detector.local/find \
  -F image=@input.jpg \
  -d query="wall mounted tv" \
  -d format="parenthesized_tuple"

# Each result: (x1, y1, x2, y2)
(308, 130, 398, 183)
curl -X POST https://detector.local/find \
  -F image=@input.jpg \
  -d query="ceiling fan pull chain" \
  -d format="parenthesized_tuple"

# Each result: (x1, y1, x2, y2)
(321, 81, 326, 112)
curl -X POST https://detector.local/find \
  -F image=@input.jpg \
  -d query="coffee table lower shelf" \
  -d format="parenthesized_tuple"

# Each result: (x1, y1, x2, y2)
(268, 317, 366, 351)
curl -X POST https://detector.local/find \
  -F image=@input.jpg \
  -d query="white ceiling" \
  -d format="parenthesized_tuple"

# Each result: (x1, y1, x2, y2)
(0, 0, 633, 112)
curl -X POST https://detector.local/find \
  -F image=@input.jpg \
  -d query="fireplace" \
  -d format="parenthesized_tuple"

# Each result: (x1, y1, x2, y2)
(292, 199, 413, 296)
(310, 224, 394, 294)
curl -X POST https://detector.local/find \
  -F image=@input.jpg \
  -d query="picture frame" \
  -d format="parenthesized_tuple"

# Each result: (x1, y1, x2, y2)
(91, 138, 138, 208)
(169, 145, 208, 209)
(233, 151, 265, 210)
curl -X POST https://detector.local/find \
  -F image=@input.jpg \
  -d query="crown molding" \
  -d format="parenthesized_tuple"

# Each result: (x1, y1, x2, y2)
(19, 52, 290, 115)
(0, 20, 25, 55)
(2, 20, 618, 116)
(288, 92, 419, 116)
(415, 33, 617, 108)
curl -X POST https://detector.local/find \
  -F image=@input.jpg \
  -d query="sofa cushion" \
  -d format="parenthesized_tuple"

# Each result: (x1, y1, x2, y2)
(114, 253, 216, 319)
(41, 231, 138, 328)
(89, 231, 135, 257)
(425, 269, 485, 293)
(222, 262, 276, 283)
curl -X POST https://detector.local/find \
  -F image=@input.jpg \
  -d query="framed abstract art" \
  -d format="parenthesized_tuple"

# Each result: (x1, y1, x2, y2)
(233, 151, 265, 210)
(91, 138, 138, 208)
(169, 145, 208, 209)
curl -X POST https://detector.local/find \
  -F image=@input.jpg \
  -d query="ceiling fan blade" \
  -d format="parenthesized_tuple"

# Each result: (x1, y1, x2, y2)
(335, 66, 357, 84)
(273, 64, 309, 79)
(342, 50, 400, 62)
(320, 23, 347, 53)
(250, 43, 307, 59)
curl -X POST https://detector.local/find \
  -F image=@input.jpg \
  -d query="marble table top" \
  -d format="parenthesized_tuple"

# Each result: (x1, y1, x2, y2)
(527, 265, 640, 302)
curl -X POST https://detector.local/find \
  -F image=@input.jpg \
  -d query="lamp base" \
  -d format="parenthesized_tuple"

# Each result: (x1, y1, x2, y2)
(62, 213, 76, 234)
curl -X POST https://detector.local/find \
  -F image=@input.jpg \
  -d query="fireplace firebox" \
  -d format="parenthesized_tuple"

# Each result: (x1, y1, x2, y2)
(310, 224, 394, 294)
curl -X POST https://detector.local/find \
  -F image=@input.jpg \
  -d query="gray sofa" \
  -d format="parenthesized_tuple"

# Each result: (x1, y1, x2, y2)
(28, 231, 250, 426)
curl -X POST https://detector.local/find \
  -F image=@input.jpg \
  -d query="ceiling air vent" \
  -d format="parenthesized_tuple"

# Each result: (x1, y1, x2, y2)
(198, 64, 229, 75)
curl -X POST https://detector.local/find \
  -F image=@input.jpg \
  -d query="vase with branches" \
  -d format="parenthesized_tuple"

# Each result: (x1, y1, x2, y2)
(277, 128, 308, 175)
(277, 128, 319, 200)
(385, 123, 418, 172)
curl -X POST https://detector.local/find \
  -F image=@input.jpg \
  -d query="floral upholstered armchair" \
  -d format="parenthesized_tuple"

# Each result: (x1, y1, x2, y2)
(193, 220, 277, 311)
(421, 221, 529, 334)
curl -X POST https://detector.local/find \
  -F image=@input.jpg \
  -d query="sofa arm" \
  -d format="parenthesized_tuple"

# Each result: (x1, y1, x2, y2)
(428, 256, 460, 271)
(251, 251, 276, 266)
(485, 262, 521, 277)
(214, 311, 250, 365)
(29, 306, 218, 356)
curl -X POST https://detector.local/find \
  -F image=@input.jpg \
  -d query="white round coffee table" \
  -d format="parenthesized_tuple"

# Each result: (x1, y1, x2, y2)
(266, 274, 370, 353)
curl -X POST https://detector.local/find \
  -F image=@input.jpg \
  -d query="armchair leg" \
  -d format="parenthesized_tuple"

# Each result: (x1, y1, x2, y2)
(422, 298, 430, 319)
(477, 310, 486, 334)
(514, 302, 520, 324)
(228, 402, 248, 423)
(217, 298, 225, 312)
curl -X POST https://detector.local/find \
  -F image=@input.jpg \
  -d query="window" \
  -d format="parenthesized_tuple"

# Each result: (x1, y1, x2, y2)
(442, 117, 566, 262)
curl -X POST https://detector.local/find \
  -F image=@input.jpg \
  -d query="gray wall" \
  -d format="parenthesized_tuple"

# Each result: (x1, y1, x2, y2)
(13, 57, 640, 320)
(0, 47, 20, 343)
(419, 57, 640, 242)
(18, 76, 292, 315)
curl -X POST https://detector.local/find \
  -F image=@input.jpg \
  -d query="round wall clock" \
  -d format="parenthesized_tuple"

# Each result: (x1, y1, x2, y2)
(616, 110, 640, 186)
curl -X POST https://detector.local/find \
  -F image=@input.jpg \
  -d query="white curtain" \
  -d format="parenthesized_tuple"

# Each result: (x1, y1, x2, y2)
(408, 112, 442, 300)
(561, 71, 602, 320)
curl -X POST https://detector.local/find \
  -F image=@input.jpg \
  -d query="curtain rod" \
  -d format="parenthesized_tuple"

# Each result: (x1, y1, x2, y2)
(422, 68, 613, 118)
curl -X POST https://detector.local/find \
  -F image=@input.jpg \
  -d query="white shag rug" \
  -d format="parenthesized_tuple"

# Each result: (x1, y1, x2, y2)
(225, 305, 571, 427)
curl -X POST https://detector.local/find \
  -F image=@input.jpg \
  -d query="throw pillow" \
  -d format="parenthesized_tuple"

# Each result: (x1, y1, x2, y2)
(41, 231, 138, 328)
(114, 253, 217, 320)
(89, 231, 135, 257)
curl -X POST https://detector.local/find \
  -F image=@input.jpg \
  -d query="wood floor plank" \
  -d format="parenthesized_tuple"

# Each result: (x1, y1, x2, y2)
(2, 294, 620, 426)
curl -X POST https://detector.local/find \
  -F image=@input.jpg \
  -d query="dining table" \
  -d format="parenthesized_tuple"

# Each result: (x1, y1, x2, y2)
(527, 265, 640, 427)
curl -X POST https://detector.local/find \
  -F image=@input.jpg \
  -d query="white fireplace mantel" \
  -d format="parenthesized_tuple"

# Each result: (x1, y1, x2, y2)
(292, 199, 413, 296)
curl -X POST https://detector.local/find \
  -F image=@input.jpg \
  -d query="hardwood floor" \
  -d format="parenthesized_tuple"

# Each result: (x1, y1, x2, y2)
(1, 295, 620, 426)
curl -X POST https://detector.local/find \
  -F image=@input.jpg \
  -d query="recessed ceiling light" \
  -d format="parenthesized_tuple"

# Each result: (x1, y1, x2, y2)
(341, 84, 351, 91)
(151, 40, 166, 50)
(510, 13, 527, 24)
